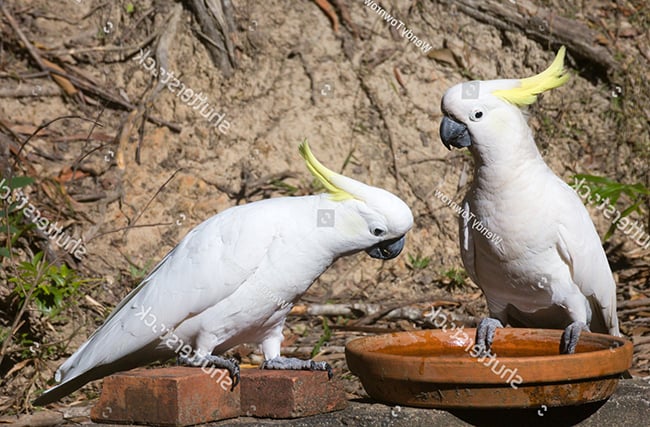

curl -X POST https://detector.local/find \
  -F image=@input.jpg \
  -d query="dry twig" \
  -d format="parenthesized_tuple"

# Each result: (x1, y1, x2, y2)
(437, 0, 618, 73)
(185, 0, 238, 77)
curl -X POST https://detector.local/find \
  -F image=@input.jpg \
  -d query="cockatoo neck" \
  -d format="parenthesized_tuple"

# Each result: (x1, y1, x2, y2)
(470, 121, 547, 190)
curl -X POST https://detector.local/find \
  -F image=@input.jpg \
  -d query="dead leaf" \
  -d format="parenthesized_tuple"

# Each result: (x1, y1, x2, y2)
(6, 358, 32, 377)
(427, 48, 458, 67)
(595, 33, 610, 46)
(314, 0, 339, 33)
(56, 167, 89, 183)
(116, 108, 142, 171)
(84, 294, 106, 313)
(41, 58, 78, 96)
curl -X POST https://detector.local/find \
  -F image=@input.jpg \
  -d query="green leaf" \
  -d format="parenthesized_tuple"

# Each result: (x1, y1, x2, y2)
(572, 174, 649, 242)
(311, 317, 331, 358)
(2, 176, 35, 190)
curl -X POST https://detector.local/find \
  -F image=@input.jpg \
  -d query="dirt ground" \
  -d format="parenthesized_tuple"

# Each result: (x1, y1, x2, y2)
(0, 0, 648, 417)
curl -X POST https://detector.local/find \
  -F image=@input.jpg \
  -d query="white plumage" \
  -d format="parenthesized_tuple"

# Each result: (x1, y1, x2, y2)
(34, 142, 413, 405)
(458, 163, 619, 335)
(439, 47, 620, 353)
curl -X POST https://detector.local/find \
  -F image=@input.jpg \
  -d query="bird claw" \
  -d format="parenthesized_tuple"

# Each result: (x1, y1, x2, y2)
(311, 360, 334, 379)
(475, 318, 503, 355)
(560, 321, 589, 354)
(178, 354, 240, 389)
(262, 356, 333, 379)
(226, 358, 240, 389)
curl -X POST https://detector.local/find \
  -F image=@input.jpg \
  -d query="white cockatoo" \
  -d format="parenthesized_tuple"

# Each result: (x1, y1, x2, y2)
(438, 47, 620, 355)
(34, 142, 413, 405)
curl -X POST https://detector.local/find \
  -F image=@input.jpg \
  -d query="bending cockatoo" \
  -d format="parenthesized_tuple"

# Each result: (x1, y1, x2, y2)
(34, 142, 413, 405)
(438, 47, 620, 355)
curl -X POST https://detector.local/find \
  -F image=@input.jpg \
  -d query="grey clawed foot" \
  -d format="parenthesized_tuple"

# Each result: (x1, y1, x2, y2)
(262, 356, 333, 379)
(560, 321, 589, 354)
(178, 353, 240, 389)
(475, 318, 503, 356)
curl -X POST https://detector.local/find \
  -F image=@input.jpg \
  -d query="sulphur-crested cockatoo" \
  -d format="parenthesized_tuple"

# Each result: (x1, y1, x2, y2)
(34, 142, 413, 405)
(438, 47, 620, 355)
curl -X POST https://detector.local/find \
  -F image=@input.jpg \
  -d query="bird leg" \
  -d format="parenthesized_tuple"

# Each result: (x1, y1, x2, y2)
(261, 356, 333, 379)
(560, 321, 589, 354)
(475, 317, 503, 355)
(178, 353, 240, 389)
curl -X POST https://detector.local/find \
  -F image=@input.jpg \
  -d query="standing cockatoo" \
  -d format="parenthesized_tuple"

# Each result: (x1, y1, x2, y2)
(438, 47, 620, 355)
(34, 142, 413, 405)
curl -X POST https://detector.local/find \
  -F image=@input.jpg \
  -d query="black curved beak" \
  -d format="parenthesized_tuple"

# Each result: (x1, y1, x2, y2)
(366, 235, 406, 260)
(440, 116, 472, 150)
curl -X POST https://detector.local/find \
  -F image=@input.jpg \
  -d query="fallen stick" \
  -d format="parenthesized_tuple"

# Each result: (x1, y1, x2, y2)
(47, 32, 159, 62)
(185, 0, 237, 77)
(0, 3, 181, 132)
(0, 2, 47, 70)
(48, 67, 182, 132)
(290, 300, 460, 322)
(0, 81, 60, 97)
(618, 297, 650, 310)
(618, 306, 650, 316)
(314, 0, 340, 33)
(633, 336, 650, 346)
(437, 0, 618, 72)
(330, 324, 407, 333)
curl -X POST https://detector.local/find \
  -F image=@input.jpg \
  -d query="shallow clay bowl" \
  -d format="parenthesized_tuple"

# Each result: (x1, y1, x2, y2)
(345, 328, 632, 409)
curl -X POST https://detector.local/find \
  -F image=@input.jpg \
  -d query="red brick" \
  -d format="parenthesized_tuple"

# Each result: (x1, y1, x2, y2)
(90, 367, 240, 426)
(240, 368, 347, 418)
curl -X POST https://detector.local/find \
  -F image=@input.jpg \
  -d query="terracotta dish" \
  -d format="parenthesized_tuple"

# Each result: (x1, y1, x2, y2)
(345, 328, 632, 409)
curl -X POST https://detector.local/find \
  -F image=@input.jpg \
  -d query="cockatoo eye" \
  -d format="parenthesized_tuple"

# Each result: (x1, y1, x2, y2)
(372, 227, 386, 237)
(470, 109, 484, 121)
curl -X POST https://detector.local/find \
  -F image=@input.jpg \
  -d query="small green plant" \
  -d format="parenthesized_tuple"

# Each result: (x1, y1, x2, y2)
(0, 175, 36, 257)
(407, 253, 431, 270)
(15, 332, 58, 360)
(310, 317, 331, 358)
(125, 3, 135, 14)
(441, 267, 467, 290)
(1, 250, 90, 381)
(10, 252, 87, 317)
(572, 174, 649, 240)
(2, 174, 89, 318)
(128, 260, 154, 281)
(271, 179, 298, 196)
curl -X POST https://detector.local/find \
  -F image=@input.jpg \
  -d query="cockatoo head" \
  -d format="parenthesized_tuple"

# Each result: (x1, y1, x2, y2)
(439, 47, 570, 161)
(299, 142, 413, 260)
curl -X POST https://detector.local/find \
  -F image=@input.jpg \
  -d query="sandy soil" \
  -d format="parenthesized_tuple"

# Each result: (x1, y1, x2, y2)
(0, 0, 648, 415)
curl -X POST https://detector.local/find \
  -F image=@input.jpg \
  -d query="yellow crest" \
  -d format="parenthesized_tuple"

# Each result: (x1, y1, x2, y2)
(492, 46, 570, 106)
(299, 141, 355, 201)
